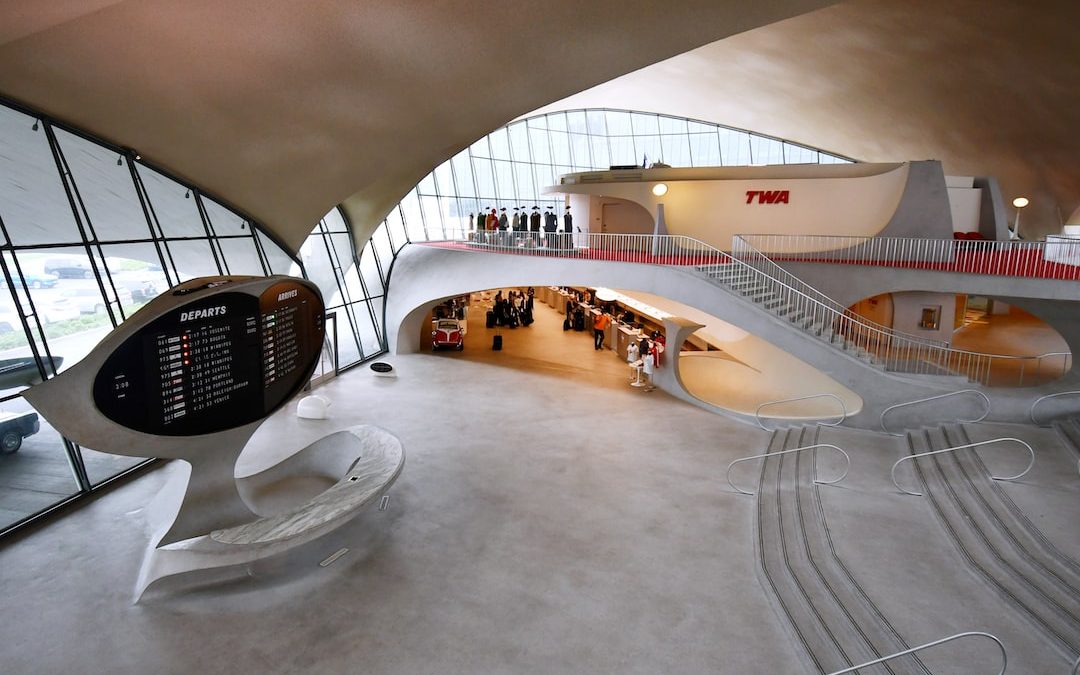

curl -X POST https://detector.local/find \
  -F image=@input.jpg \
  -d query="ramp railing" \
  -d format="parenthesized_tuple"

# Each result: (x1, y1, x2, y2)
(891, 437, 1035, 497)
(825, 631, 1007, 675)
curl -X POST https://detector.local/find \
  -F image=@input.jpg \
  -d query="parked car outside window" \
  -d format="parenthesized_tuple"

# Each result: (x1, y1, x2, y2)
(0, 271, 59, 289)
(43, 256, 94, 279)
(61, 287, 134, 314)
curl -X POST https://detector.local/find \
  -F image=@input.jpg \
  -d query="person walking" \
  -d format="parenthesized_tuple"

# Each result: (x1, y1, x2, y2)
(592, 311, 610, 350)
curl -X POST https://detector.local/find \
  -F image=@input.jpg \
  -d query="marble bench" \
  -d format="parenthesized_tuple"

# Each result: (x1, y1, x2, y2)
(134, 425, 404, 600)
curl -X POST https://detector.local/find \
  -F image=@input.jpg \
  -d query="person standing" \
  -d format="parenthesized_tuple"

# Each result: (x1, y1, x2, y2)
(592, 311, 610, 350)
(485, 208, 498, 236)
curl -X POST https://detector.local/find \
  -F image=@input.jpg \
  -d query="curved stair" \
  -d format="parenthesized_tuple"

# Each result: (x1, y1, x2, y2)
(1052, 418, 1080, 468)
(905, 424, 1080, 658)
(756, 425, 929, 674)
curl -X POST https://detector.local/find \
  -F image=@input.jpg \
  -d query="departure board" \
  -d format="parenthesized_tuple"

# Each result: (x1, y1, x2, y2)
(92, 278, 324, 436)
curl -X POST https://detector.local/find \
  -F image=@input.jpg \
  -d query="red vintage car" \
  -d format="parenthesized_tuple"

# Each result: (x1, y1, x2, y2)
(431, 319, 464, 350)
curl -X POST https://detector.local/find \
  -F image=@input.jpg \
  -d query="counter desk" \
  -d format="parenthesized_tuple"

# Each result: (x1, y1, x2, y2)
(616, 325, 642, 361)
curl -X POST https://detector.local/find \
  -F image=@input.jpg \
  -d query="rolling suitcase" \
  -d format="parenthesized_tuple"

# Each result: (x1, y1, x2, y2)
(563, 317, 571, 331)
(492, 334, 503, 351)
(486, 310, 496, 328)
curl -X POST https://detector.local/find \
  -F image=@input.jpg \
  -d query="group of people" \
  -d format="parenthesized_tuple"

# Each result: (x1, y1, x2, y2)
(625, 330, 665, 392)
(469, 205, 574, 249)
(558, 286, 666, 391)
(488, 288, 535, 329)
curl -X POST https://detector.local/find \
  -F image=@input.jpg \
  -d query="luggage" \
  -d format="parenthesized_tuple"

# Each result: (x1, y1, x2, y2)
(563, 318, 571, 331)
(492, 335, 503, 351)
(486, 310, 496, 328)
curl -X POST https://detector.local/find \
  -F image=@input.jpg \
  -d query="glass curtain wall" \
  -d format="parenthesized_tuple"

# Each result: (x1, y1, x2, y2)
(0, 99, 846, 536)
(291, 208, 386, 368)
(330, 107, 853, 367)
(370, 108, 853, 240)
(0, 100, 311, 535)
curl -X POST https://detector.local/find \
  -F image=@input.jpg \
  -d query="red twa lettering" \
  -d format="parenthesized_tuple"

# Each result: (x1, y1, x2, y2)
(745, 189, 790, 204)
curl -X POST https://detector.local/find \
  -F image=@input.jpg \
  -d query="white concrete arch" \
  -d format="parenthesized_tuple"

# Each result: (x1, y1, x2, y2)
(385, 244, 1010, 429)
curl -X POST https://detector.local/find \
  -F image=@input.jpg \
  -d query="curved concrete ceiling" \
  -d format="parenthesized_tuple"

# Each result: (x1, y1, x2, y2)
(529, 0, 1080, 238)
(0, 0, 832, 251)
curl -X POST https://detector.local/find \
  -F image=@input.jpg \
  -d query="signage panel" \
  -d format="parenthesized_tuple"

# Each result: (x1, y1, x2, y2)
(91, 278, 324, 436)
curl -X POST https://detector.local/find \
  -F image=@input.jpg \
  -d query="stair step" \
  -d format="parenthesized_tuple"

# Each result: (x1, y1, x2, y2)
(906, 427, 1080, 655)
(756, 426, 930, 674)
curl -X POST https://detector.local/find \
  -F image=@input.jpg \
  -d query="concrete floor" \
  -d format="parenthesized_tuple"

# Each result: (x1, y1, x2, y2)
(0, 294, 1076, 674)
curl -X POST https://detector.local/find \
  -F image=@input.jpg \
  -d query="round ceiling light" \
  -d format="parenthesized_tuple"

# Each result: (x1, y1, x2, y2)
(594, 287, 618, 302)
(1012, 197, 1029, 208)
(652, 183, 668, 197)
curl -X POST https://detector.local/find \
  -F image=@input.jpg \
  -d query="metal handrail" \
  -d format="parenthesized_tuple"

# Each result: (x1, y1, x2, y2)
(729, 235, 946, 347)
(880, 389, 991, 435)
(427, 230, 1040, 385)
(726, 443, 850, 495)
(1029, 391, 1080, 426)
(754, 393, 848, 430)
(891, 437, 1035, 496)
(825, 631, 1007, 675)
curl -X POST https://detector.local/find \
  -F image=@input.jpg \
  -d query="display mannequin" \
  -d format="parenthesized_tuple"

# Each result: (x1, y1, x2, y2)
(641, 342, 655, 391)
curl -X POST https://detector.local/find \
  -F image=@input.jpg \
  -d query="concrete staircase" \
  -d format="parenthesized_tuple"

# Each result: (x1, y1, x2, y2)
(755, 425, 930, 674)
(696, 263, 889, 372)
(905, 424, 1080, 658)
(1051, 418, 1080, 469)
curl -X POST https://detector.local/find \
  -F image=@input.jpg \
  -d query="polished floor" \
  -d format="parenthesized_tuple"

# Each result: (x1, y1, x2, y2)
(0, 298, 1077, 674)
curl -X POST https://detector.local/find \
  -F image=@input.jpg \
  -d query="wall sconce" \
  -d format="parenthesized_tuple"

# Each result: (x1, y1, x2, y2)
(652, 183, 668, 197)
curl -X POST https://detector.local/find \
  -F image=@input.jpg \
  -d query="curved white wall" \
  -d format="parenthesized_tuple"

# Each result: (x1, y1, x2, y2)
(551, 163, 911, 250)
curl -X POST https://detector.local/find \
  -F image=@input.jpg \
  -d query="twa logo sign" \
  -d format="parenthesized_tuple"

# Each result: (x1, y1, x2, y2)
(745, 190, 790, 205)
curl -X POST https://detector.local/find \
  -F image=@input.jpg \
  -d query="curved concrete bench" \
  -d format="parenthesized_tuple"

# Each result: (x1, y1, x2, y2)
(135, 425, 404, 600)
(213, 427, 403, 544)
